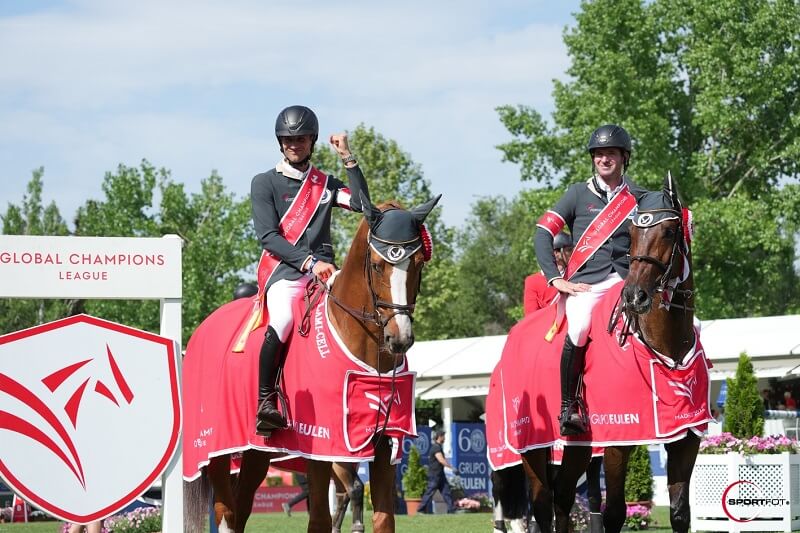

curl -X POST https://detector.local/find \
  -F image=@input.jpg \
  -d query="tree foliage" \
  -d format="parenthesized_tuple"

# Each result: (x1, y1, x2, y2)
(624, 445, 654, 503)
(0, 168, 72, 333)
(497, 0, 800, 200)
(2, 163, 257, 341)
(402, 445, 428, 499)
(452, 188, 563, 335)
(722, 353, 764, 439)
(691, 186, 800, 318)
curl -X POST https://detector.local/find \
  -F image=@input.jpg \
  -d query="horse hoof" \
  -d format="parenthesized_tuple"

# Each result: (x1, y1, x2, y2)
(351, 525, 365, 533)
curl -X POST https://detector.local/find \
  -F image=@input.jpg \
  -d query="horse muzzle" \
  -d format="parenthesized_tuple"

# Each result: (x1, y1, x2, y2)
(622, 284, 652, 315)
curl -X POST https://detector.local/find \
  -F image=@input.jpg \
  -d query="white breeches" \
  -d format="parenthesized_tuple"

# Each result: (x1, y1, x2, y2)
(266, 274, 313, 342)
(565, 272, 622, 347)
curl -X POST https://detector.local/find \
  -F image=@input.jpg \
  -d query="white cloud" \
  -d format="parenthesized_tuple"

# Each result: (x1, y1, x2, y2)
(0, 0, 577, 228)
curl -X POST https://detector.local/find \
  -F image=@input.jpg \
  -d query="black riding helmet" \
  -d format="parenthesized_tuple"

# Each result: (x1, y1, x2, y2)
(587, 124, 632, 171)
(275, 105, 319, 163)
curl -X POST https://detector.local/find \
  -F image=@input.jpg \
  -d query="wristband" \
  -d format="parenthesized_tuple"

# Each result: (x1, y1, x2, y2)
(341, 154, 357, 165)
(308, 257, 319, 272)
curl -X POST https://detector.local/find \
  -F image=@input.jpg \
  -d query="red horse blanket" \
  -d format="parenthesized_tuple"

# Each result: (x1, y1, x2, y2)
(182, 292, 417, 481)
(490, 282, 711, 455)
(487, 366, 602, 469)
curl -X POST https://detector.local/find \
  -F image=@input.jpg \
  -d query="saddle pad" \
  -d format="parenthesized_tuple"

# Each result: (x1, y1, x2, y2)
(497, 282, 712, 454)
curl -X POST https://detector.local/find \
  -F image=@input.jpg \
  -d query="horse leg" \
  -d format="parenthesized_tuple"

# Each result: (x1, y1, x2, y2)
(333, 463, 365, 533)
(369, 437, 396, 533)
(552, 446, 591, 533)
(586, 455, 604, 533)
(207, 455, 237, 532)
(331, 473, 349, 533)
(521, 449, 553, 533)
(232, 450, 271, 533)
(491, 470, 508, 533)
(602, 446, 632, 533)
(307, 460, 334, 533)
(665, 433, 700, 533)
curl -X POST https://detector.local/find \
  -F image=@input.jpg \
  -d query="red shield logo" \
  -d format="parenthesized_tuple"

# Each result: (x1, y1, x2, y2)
(0, 314, 180, 523)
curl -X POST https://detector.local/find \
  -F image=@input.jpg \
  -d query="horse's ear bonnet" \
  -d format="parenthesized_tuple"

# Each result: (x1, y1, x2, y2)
(360, 193, 441, 264)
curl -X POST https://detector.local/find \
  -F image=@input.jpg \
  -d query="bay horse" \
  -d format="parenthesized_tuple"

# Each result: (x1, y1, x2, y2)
(183, 193, 440, 533)
(515, 174, 703, 533)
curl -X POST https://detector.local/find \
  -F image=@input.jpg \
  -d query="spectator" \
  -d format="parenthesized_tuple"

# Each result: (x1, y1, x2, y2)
(784, 391, 797, 411)
(417, 429, 455, 514)
(762, 389, 774, 411)
(282, 474, 309, 517)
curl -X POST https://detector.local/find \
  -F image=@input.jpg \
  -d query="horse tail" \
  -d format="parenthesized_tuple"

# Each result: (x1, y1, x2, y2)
(184, 470, 211, 533)
(492, 464, 529, 519)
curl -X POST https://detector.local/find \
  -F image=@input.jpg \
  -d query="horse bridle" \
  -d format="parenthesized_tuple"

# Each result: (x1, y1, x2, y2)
(302, 232, 421, 354)
(610, 206, 695, 357)
(627, 207, 693, 309)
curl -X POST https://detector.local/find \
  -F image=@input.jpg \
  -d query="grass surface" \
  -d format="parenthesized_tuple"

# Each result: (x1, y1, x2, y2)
(0, 506, 677, 532)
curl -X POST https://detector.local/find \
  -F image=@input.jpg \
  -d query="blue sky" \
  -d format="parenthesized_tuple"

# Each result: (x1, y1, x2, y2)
(0, 0, 581, 228)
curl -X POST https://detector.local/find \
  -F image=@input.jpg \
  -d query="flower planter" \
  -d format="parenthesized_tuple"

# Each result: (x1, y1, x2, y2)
(404, 497, 422, 516)
(690, 452, 800, 532)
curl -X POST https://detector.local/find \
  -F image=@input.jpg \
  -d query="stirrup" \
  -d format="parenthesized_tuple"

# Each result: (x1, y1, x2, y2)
(558, 397, 588, 436)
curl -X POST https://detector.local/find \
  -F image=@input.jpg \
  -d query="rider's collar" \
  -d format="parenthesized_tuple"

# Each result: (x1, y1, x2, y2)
(276, 159, 310, 181)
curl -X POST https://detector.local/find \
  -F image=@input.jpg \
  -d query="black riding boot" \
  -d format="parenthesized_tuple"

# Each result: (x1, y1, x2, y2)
(559, 336, 588, 436)
(256, 326, 288, 434)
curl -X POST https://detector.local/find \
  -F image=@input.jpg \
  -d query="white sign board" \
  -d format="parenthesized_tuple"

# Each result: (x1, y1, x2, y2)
(0, 235, 181, 299)
(0, 314, 181, 523)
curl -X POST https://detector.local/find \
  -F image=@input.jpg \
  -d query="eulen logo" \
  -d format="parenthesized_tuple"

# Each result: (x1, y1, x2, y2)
(0, 315, 180, 524)
(721, 480, 789, 522)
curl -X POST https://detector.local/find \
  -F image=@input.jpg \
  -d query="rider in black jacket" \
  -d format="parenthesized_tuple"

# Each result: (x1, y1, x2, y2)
(535, 125, 647, 436)
(251, 105, 369, 434)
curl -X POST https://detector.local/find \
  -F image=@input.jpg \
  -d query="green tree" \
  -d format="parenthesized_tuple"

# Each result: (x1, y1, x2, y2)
(2, 162, 257, 341)
(0, 168, 72, 334)
(314, 124, 458, 340)
(497, 0, 800, 200)
(722, 353, 764, 438)
(402, 446, 428, 499)
(624, 445, 654, 503)
(74, 161, 257, 340)
(692, 187, 800, 318)
(453, 188, 563, 335)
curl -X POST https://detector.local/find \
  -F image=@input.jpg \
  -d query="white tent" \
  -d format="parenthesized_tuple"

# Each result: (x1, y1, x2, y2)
(407, 314, 800, 401)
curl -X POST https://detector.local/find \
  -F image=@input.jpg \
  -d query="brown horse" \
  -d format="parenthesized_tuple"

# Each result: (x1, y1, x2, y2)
(519, 174, 702, 533)
(184, 194, 440, 533)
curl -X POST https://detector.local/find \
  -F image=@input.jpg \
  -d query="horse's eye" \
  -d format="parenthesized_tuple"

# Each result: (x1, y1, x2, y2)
(372, 262, 382, 273)
(664, 227, 676, 238)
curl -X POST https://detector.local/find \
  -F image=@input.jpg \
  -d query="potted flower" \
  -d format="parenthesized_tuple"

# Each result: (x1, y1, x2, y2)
(691, 353, 800, 532)
(625, 503, 652, 530)
(402, 446, 428, 516)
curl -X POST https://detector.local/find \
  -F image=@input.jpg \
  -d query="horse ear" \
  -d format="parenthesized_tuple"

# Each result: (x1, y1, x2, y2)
(359, 191, 382, 227)
(663, 171, 681, 209)
(410, 194, 442, 224)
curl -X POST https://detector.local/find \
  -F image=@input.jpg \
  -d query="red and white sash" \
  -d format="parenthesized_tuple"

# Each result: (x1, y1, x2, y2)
(233, 166, 328, 351)
(538, 183, 637, 341)
(564, 184, 637, 280)
(255, 165, 328, 294)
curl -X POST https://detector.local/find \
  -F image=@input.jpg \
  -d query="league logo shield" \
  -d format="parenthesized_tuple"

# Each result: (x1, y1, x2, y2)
(0, 314, 181, 523)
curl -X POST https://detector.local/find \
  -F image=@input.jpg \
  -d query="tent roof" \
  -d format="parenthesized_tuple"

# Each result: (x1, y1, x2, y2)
(406, 314, 800, 387)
